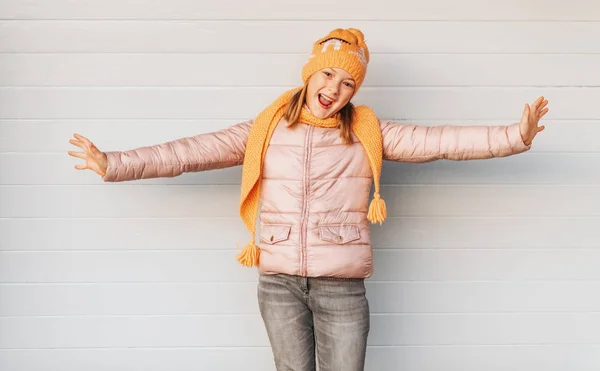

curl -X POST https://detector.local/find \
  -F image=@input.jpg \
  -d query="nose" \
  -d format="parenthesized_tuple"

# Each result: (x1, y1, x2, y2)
(327, 80, 340, 97)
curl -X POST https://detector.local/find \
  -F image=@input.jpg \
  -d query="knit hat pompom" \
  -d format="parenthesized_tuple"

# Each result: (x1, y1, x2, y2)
(302, 28, 370, 92)
(339, 28, 370, 63)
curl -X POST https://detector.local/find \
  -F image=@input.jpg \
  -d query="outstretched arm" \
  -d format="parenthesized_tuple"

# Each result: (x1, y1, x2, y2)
(101, 120, 252, 182)
(380, 96, 548, 162)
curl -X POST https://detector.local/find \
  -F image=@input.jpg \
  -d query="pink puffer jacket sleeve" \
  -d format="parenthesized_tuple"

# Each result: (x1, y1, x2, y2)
(379, 120, 531, 162)
(102, 120, 252, 182)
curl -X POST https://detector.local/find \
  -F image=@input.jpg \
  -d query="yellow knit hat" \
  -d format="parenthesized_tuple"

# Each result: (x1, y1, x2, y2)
(302, 28, 370, 92)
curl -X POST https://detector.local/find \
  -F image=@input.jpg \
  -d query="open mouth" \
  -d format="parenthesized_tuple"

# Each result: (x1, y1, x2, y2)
(318, 93, 334, 109)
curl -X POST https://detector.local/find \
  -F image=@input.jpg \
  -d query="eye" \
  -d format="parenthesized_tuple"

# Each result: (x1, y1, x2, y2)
(343, 81, 355, 89)
(322, 71, 332, 77)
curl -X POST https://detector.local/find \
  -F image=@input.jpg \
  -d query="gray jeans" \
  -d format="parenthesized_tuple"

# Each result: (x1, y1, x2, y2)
(257, 273, 370, 371)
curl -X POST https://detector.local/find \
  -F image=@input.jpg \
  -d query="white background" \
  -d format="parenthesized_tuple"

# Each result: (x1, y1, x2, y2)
(1, 0, 600, 370)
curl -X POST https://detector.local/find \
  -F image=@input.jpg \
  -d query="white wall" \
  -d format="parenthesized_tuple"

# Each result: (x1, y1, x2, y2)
(1, 1, 600, 370)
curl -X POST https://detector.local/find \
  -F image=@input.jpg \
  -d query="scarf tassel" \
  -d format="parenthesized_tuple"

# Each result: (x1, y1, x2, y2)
(236, 239, 260, 267)
(367, 192, 387, 225)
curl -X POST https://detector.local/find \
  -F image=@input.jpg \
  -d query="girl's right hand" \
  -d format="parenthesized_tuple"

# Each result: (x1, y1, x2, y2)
(68, 133, 108, 177)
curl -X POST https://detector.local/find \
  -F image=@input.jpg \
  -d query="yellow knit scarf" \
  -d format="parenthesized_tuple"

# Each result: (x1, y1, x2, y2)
(236, 87, 387, 267)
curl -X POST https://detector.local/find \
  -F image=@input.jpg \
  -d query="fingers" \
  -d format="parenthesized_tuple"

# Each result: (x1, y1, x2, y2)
(67, 150, 87, 159)
(537, 125, 545, 133)
(71, 133, 103, 158)
(533, 107, 549, 123)
(528, 96, 549, 122)
(88, 142, 102, 156)
(73, 133, 92, 147)
(70, 149, 89, 170)
(69, 138, 86, 150)
(532, 97, 549, 115)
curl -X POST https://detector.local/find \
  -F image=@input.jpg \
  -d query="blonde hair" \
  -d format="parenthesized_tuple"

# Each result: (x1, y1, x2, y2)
(283, 81, 355, 145)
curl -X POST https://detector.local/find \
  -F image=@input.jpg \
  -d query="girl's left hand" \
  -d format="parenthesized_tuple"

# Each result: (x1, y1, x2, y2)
(519, 96, 549, 146)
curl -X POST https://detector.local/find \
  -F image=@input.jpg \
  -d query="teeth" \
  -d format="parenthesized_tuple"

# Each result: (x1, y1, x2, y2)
(320, 94, 333, 103)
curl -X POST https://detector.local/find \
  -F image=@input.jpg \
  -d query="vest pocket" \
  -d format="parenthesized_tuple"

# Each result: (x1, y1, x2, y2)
(260, 223, 292, 244)
(318, 224, 361, 244)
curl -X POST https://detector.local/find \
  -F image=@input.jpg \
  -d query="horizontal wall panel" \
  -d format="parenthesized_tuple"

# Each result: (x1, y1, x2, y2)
(0, 315, 270, 348)
(365, 344, 600, 371)
(0, 185, 244, 218)
(1, 185, 598, 218)
(0, 283, 260, 316)
(2, 281, 600, 316)
(0, 348, 275, 371)
(1, 0, 598, 20)
(0, 119, 243, 152)
(0, 217, 251, 251)
(0, 87, 591, 120)
(1, 346, 598, 371)
(1, 54, 597, 87)
(1, 217, 599, 251)
(371, 216, 600, 249)
(2, 249, 599, 283)
(2, 313, 599, 348)
(0, 250, 258, 283)
(366, 281, 600, 314)
(2, 153, 598, 185)
(1, 21, 599, 53)
(371, 249, 600, 281)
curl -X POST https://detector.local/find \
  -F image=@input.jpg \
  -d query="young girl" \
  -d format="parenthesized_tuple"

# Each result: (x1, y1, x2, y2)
(68, 28, 548, 371)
